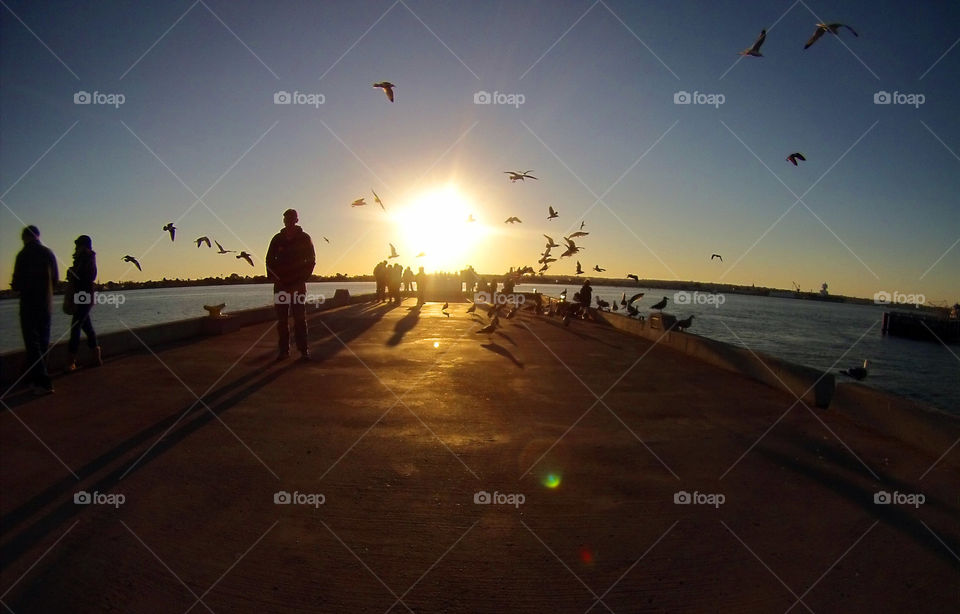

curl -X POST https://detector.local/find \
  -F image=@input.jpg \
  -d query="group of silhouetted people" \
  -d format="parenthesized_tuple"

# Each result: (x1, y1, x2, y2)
(373, 261, 424, 305)
(10, 226, 102, 395)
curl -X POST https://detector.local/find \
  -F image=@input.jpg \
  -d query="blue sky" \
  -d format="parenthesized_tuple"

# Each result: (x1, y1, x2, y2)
(2, 0, 958, 303)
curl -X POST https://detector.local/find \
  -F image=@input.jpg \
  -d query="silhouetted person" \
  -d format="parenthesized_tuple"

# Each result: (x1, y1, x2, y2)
(415, 266, 427, 306)
(374, 260, 387, 302)
(66, 235, 101, 371)
(10, 226, 58, 394)
(402, 266, 414, 293)
(266, 209, 316, 361)
(389, 263, 403, 303)
(578, 279, 593, 319)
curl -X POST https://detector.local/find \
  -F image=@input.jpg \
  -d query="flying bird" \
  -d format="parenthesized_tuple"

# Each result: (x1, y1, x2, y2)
(162, 223, 176, 241)
(351, 197, 367, 207)
(593, 265, 605, 272)
(626, 274, 639, 281)
(195, 236, 211, 248)
(627, 292, 645, 305)
(567, 231, 588, 238)
(620, 292, 627, 306)
(738, 28, 766, 56)
(323, 237, 330, 243)
(389, 243, 399, 259)
(575, 261, 584, 275)
(122, 255, 142, 271)
(786, 152, 806, 166)
(804, 23, 858, 49)
(538, 263, 549, 273)
(215, 240, 234, 254)
(711, 253, 723, 262)
(372, 189, 385, 210)
(237, 251, 254, 267)
(580, 221, 586, 230)
(504, 216, 522, 224)
(373, 81, 395, 102)
(504, 170, 537, 182)
(650, 296, 668, 311)
(839, 359, 869, 380)
(466, 302, 477, 314)
(543, 235, 559, 248)
(547, 206, 559, 220)
(560, 238, 582, 258)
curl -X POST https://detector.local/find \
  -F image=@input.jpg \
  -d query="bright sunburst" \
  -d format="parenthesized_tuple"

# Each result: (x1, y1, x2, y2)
(392, 184, 486, 272)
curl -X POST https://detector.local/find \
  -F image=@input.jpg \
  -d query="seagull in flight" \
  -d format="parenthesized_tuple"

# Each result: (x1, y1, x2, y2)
(122, 255, 142, 271)
(626, 273, 639, 281)
(373, 81, 395, 102)
(504, 216, 522, 224)
(593, 265, 605, 272)
(504, 170, 537, 182)
(786, 152, 806, 166)
(237, 251, 254, 267)
(711, 253, 723, 262)
(162, 223, 176, 241)
(538, 263, 549, 273)
(567, 231, 588, 239)
(575, 261, 584, 275)
(543, 235, 559, 248)
(738, 29, 766, 56)
(195, 236, 211, 248)
(547, 206, 559, 220)
(580, 221, 586, 230)
(351, 197, 367, 207)
(215, 240, 234, 254)
(560, 237, 582, 258)
(323, 237, 330, 243)
(372, 189, 385, 210)
(389, 243, 399, 259)
(805, 23, 858, 49)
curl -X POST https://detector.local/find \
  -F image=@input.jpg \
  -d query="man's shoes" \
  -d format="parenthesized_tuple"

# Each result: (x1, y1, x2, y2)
(275, 351, 290, 362)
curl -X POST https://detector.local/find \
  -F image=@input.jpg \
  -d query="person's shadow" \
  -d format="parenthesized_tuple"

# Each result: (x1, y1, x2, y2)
(386, 306, 421, 346)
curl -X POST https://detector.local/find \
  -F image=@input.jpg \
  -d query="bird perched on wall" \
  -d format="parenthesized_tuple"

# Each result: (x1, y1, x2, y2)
(840, 359, 869, 380)
(676, 315, 695, 331)
(650, 296, 668, 311)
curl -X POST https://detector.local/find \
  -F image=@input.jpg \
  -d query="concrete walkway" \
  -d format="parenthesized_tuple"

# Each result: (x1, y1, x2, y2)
(1, 299, 957, 612)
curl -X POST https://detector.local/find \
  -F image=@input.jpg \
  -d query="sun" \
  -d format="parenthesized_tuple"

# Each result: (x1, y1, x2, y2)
(392, 184, 487, 272)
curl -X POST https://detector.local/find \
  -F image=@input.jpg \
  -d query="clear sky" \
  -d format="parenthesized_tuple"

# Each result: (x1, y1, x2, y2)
(2, 0, 958, 304)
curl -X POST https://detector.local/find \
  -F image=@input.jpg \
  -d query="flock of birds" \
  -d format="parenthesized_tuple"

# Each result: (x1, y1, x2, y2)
(121, 222, 264, 273)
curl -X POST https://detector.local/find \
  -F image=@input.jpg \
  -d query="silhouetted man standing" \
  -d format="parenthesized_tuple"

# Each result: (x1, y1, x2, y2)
(266, 209, 316, 361)
(10, 226, 58, 394)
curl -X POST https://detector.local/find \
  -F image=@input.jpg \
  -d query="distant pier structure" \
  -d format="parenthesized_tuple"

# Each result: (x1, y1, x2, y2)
(882, 305, 960, 344)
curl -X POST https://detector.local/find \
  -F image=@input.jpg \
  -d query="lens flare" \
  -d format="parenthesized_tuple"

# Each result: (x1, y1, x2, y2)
(543, 473, 561, 488)
(433, 341, 440, 348)
(578, 544, 595, 565)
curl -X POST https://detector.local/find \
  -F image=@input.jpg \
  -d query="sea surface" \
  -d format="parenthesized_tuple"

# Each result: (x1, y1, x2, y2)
(2, 282, 957, 413)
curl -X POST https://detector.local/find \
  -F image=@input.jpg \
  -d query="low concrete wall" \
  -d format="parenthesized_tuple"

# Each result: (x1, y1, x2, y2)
(0, 291, 376, 387)
(525, 292, 835, 408)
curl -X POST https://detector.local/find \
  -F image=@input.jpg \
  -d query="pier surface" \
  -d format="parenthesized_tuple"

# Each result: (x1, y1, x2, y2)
(2, 299, 958, 612)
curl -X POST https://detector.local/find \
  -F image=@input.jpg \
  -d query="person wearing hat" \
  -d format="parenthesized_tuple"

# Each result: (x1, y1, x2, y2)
(10, 226, 59, 394)
(265, 209, 316, 361)
(66, 234, 102, 371)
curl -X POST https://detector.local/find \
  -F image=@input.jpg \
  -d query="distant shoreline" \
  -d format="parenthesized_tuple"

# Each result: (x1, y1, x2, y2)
(0, 273, 950, 313)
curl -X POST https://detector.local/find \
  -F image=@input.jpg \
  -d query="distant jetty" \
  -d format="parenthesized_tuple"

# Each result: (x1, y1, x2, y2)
(882, 305, 960, 344)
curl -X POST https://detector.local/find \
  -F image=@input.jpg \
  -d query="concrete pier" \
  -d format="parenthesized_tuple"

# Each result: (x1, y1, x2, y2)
(1, 299, 957, 612)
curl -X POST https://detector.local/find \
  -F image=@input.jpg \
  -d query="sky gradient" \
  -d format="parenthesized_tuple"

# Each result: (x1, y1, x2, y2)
(2, 0, 958, 304)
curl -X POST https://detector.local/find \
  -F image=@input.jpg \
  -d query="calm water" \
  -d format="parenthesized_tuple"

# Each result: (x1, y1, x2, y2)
(2, 282, 957, 413)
